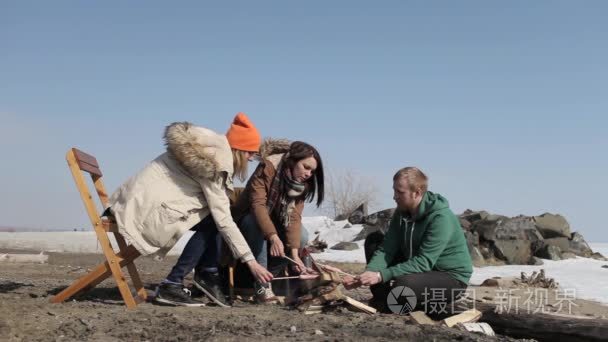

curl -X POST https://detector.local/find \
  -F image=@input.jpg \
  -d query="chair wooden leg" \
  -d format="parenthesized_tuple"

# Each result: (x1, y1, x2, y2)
(114, 234, 147, 300)
(51, 245, 140, 308)
(228, 265, 235, 300)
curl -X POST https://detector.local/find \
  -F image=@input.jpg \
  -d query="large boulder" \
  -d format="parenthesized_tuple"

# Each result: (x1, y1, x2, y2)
(529, 257, 544, 265)
(569, 232, 594, 257)
(363, 208, 395, 227)
(561, 252, 577, 260)
(459, 218, 472, 230)
(492, 240, 533, 264)
(532, 237, 579, 261)
(533, 213, 571, 238)
(464, 231, 484, 266)
(346, 203, 368, 224)
(474, 216, 542, 242)
(543, 237, 571, 252)
(460, 209, 489, 223)
(536, 245, 562, 261)
(591, 252, 608, 261)
(352, 208, 395, 241)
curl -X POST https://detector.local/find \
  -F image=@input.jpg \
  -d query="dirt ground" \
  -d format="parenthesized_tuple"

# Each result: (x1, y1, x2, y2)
(1, 249, 606, 342)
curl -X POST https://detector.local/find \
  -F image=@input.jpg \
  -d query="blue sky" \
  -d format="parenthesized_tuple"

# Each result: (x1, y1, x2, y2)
(1, 1, 606, 241)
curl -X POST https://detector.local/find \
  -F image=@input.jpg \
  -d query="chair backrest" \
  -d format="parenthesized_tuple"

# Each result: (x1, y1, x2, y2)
(66, 148, 111, 230)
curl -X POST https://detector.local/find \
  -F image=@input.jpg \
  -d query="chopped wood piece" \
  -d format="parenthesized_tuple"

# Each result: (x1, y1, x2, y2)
(344, 296, 377, 314)
(442, 309, 482, 327)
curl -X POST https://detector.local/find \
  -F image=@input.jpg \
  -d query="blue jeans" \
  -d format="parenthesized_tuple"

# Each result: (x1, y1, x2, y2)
(239, 213, 309, 277)
(165, 215, 220, 283)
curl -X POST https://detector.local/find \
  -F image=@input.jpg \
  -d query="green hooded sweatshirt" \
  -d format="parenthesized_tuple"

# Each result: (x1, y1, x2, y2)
(366, 191, 473, 285)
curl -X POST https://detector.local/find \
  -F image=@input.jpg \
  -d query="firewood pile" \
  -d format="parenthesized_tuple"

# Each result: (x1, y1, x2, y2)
(289, 255, 376, 315)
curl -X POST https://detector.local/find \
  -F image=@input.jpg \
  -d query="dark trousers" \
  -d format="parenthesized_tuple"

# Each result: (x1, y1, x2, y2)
(166, 215, 220, 283)
(238, 213, 310, 278)
(364, 231, 468, 316)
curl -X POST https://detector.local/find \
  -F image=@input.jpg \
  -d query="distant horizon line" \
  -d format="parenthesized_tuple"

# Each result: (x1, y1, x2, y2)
(1, 226, 607, 244)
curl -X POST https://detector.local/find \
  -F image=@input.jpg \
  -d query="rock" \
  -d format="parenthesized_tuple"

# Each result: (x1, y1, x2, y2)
(470, 247, 485, 267)
(464, 231, 479, 248)
(529, 257, 544, 265)
(492, 240, 532, 264)
(536, 245, 562, 260)
(290, 326, 297, 333)
(602, 265, 608, 269)
(561, 252, 577, 259)
(544, 237, 570, 251)
(464, 231, 484, 266)
(479, 245, 493, 260)
(347, 203, 368, 224)
(480, 277, 520, 288)
(314, 329, 324, 335)
(474, 216, 542, 242)
(569, 232, 594, 257)
(363, 208, 395, 227)
(460, 210, 489, 223)
(352, 208, 395, 241)
(590, 252, 608, 261)
(459, 218, 472, 230)
(352, 225, 382, 241)
(533, 213, 571, 238)
(330, 242, 359, 251)
(342, 223, 352, 229)
(485, 214, 509, 221)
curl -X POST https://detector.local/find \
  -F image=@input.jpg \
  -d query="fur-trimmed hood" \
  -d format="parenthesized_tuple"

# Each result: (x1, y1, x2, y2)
(163, 122, 233, 180)
(259, 138, 291, 160)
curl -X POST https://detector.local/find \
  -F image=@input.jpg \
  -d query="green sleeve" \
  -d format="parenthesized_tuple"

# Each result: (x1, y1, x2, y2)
(379, 214, 453, 282)
(366, 212, 401, 273)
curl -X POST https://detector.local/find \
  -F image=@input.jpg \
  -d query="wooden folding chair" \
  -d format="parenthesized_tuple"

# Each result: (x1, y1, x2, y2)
(51, 148, 148, 309)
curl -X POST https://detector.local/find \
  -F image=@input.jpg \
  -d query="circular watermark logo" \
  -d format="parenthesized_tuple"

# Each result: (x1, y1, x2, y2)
(387, 286, 417, 314)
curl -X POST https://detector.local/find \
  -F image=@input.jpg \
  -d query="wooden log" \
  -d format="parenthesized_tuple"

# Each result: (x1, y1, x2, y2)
(0, 253, 48, 264)
(409, 311, 438, 325)
(474, 302, 608, 341)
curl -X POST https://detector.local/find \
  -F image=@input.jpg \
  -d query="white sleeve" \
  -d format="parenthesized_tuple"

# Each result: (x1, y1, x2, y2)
(199, 174, 254, 263)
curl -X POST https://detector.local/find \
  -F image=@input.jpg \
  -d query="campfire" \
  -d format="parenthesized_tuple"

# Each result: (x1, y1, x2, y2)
(265, 253, 377, 315)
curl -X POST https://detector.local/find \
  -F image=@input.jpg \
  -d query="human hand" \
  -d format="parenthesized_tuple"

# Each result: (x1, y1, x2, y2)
(246, 260, 273, 284)
(289, 251, 307, 274)
(269, 234, 285, 257)
(358, 271, 383, 286)
(341, 275, 362, 290)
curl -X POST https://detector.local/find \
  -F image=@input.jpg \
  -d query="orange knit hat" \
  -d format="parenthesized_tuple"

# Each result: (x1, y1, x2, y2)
(225, 112, 261, 152)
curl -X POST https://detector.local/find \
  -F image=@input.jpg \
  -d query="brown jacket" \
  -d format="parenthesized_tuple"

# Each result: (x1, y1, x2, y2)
(232, 140, 304, 249)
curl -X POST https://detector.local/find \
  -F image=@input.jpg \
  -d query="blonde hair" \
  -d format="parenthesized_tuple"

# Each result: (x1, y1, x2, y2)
(393, 167, 428, 193)
(232, 149, 249, 182)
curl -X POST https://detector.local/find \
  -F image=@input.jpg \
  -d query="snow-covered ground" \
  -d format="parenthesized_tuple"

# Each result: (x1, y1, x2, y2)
(1, 216, 607, 303)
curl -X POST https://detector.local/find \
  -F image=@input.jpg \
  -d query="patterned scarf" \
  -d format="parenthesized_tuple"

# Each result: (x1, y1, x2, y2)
(266, 155, 306, 228)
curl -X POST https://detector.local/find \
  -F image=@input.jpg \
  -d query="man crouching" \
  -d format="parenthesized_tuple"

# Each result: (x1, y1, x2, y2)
(343, 167, 473, 315)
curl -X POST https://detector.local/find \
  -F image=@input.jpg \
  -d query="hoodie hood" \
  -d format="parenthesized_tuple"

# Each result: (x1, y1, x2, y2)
(413, 191, 449, 221)
(163, 122, 233, 180)
(259, 138, 291, 159)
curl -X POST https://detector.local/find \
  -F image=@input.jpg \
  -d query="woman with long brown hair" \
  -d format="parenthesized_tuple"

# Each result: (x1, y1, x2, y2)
(232, 139, 325, 302)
